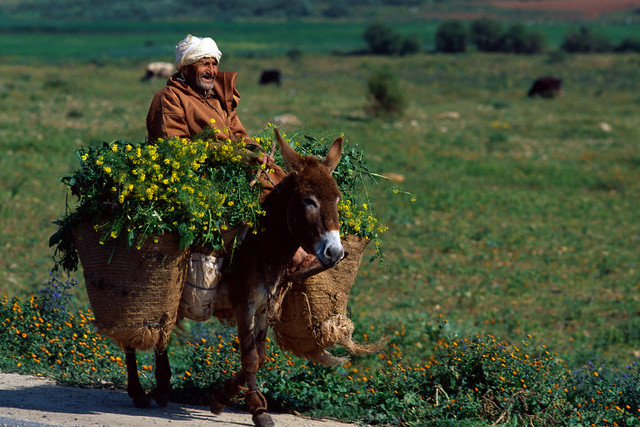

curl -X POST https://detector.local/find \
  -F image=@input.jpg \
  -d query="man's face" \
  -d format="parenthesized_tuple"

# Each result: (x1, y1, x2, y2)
(183, 58, 218, 91)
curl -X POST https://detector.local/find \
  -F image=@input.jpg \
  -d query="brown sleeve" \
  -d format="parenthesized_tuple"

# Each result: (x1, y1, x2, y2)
(146, 88, 191, 141)
(215, 72, 251, 143)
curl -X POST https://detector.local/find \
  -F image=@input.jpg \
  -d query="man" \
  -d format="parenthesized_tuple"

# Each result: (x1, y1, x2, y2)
(146, 36, 317, 316)
(146, 34, 252, 144)
(147, 34, 285, 192)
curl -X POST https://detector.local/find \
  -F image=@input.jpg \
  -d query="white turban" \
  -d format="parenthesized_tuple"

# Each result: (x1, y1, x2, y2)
(175, 34, 222, 70)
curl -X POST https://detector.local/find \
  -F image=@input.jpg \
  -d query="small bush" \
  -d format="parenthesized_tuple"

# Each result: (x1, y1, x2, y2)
(498, 24, 546, 54)
(435, 20, 468, 53)
(469, 20, 545, 54)
(366, 68, 405, 117)
(561, 25, 613, 53)
(615, 37, 640, 53)
(400, 33, 421, 55)
(286, 48, 303, 61)
(361, 23, 422, 56)
(522, 30, 546, 54)
(363, 22, 403, 55)
(546, 49, 568, 64)
(470, 18, 504, 52)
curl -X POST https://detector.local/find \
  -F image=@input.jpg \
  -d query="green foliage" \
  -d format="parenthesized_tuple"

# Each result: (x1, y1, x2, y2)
(286, 47, 303, 61)
(49, 136, 263, 272)
(3, 291, 640, 425)
(561, 25, 614, 53)
(49, 127, 396, 271)
(469, 19, 546, 54)
(366, 67, 406, 117)
(470, 18, 504, 52)
(435, 20, 468, 53)
(0, 279, 127, 388)
(363, 22, 404, 55)
(400, 33, 422, 55)
(498, 24, 546, 54)
(615, 37, 640, 52)
(363, 22, 422, 56)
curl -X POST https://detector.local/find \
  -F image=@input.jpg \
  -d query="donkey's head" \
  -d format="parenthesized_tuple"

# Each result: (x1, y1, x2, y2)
(275, 129, 344, 268)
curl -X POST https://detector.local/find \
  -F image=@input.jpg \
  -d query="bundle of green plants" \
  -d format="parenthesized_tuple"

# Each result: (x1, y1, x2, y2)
(49, 128, 396, 273)
(49, 134, 264, 272)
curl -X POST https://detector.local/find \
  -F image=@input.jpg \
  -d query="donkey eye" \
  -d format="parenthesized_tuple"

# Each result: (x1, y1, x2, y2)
(302, 197, 318, 208)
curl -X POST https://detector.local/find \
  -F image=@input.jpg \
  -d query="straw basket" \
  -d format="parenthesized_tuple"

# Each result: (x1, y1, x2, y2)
(73, 221, 190, 351)
(272, 234, 385, 365)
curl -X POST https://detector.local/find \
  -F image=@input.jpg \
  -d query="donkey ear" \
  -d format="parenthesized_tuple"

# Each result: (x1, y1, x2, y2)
(274, 128, 302, 171)
(321, 137, 343, 174)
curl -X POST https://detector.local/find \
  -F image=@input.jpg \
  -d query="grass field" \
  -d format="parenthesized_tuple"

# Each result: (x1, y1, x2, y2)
(3, 42, 639, 366)
(1, 18, 640, 424)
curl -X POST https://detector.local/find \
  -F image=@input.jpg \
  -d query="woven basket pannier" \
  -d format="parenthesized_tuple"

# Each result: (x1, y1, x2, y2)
(273, 234, 384, 365)
(73, 221, 190, 351)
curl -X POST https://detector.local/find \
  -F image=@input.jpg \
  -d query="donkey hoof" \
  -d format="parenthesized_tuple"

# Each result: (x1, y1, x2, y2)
(209, 395, 226, 415)
(132, 393, 152, 408)
(152, 389, 170, 407)
(252, 412, 274, 427)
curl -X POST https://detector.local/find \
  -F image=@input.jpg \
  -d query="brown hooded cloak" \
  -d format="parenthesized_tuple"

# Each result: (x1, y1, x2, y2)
(146, 71, 250, 143)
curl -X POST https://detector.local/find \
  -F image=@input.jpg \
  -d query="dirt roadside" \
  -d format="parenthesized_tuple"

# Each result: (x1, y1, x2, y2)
(0, 372, 355, 427)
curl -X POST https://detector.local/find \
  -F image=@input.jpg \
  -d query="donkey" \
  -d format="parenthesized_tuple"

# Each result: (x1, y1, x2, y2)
(124, 128, 345, 427)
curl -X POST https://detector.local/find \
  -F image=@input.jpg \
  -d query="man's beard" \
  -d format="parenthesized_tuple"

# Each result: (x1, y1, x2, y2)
(195, 72, 215, 91)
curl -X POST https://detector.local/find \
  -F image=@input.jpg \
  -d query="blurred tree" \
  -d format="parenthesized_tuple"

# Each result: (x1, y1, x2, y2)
(615, 37, 640, 52)
(400, 33, 421, 55)
(523, 30, 546, 54)
(435, 20, 467, 53)
(498, 24, 528, 53)
(470, 18, 504, 52)
(561, 26, 613, 52)
(496, 24, 546, 54)
(363, 22, 403, 55)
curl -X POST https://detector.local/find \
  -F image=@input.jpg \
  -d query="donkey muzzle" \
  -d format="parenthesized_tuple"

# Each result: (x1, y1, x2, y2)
(315, 230, 344, 268)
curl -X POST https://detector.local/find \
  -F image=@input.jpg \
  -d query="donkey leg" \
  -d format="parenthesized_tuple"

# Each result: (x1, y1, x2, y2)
(211, 304, 258, 415)
(210, 370, 246, 414)
(255, 318, 269, 369)
(245, 373, 273, 427)
(246, 312, 274, 427)
(124, 347, 151, 408)
(151, 345, 171, 407)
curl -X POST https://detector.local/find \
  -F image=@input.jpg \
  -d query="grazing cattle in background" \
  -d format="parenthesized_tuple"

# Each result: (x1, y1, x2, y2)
(528, 76, 563, 98)
(259, 69, 281, 86)
(124, 128, 345, 427)
(141, 62, 175, 81)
